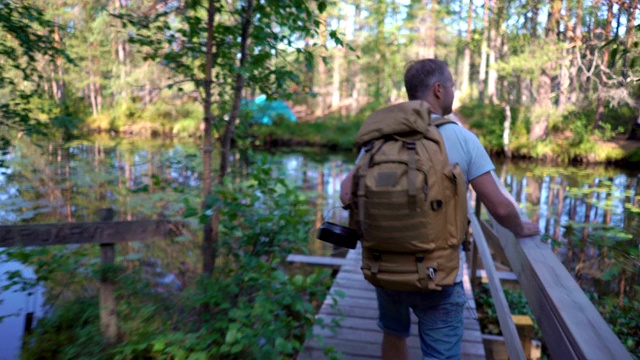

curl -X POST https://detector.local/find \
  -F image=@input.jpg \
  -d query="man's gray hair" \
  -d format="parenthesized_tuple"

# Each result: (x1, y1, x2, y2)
(404, 59, 450, 101)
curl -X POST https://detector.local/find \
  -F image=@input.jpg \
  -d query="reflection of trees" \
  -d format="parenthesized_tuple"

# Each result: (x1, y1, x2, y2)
(4, 142, 639, 329)
(500, 162, 639, 315)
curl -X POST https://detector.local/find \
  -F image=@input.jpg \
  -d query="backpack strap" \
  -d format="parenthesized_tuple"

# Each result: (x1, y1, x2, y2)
(405, 139, 418, 210)
(431, 116, 458, 128)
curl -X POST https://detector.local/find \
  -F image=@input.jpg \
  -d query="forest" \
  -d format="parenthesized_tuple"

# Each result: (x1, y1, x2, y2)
(0, 0, 639, 359)
(1, 0, 640, 152)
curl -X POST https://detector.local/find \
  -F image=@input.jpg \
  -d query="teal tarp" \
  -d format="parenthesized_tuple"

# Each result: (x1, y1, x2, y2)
(242, 95, 297, 125)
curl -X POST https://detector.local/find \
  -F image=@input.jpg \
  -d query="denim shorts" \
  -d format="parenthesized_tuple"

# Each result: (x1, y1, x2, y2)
(376, 282, 466, 360)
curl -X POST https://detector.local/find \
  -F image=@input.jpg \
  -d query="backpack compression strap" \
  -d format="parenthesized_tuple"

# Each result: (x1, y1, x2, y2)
(431, 116, 459, 128)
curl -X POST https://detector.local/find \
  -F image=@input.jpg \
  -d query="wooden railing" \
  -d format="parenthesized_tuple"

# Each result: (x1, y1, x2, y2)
(468, 174, 633, 360)
(0, 208, 182, 344)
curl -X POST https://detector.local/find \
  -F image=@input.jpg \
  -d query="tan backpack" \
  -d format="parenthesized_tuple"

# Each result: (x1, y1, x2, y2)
(349, 100, 469, 291)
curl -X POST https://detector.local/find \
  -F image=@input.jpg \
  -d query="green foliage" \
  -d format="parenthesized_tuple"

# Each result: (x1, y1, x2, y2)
(249, 116, 363, 151)
(21, 298, 107, 360)
(494, 39, 562, 80)
(459, 100, 512, 151)
(589, 294, 640, 357)
(459, 100, 637, 163)
(15, 161, 337, 359)
(0, 1, 70, 148)
(474, 283, 541, 339)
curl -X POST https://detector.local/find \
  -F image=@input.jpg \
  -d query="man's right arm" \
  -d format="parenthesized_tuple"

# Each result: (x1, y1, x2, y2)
(340, 168, 355, 207)
(470, 171, 540, 237)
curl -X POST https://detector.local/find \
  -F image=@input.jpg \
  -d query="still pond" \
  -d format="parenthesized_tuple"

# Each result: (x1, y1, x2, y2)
(0, 137, 638, 359)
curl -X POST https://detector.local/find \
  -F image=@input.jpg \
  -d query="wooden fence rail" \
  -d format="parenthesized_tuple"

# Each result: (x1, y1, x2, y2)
(0, 208, 182, 344)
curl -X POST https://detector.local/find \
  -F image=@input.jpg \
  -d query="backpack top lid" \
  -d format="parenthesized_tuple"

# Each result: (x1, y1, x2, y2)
(355, 100, 448, 147)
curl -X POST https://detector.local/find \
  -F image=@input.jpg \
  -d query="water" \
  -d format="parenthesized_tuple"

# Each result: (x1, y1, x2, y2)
(0, 138, 638, 358)
(0, 259, 43, 360)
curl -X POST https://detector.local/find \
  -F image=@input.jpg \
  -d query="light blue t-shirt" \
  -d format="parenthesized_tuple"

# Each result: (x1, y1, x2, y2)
(355, 115, 495, 282)
(436, 118, 495, 282)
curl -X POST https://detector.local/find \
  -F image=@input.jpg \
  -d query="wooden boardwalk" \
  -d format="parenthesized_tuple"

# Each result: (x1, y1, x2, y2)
(298, 247, 486, 360)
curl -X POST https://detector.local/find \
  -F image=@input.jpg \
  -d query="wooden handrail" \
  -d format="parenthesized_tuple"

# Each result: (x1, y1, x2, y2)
(468, 206, 527, 360)
(475, 173, 633, 359)
(1, 208, 183, 344)
(0, 219, 178, 247)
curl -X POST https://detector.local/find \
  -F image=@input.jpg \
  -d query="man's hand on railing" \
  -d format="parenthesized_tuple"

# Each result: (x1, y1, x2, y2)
(470, 171, 541, 238)
(513, 219, 540, 238)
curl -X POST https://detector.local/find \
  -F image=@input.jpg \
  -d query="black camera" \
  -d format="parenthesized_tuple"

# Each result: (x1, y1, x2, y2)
(316, 221, 359, 249)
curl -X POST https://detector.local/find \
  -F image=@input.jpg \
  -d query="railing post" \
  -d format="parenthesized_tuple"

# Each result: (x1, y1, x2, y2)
(513, 314, 534, 359)
(470, 198, 482, 286)
(98, 208, 117, 344)
(469, 207, 527, 360)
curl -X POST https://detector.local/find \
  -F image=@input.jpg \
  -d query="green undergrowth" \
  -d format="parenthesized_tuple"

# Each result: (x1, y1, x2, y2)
(589, 293, 640, 357)
(247, 114, 364, 151)
(12, 160, 340, 360)
(473, 282, 541, 339)
(458, 100, 639, 164)
(84, 98, 203, 138)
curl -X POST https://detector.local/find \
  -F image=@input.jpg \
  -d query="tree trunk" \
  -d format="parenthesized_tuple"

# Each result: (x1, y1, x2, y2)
(530, 0, 539, 40)
(531, 0, 561, 141)
(461, 0, 473, 96)
(478, 0, 490, 102)
(503, 104, 511, 157)
(89, 56, 98, 117)
(53, 23, 65, 104)
(114, 0, 128, 100)
(219, 0, 252, 183)
(531, 70, 552, 140)
(624, 0, 640, 139)
(331, 41, 341, 110)
(350, 0, 362, 115)
(595, 0, 614, 128)
(202, 0, 218, 276)
(425, 0, 437, 58)
(304, 37, 314, 117)
(314, 12, 327, 118)
(487, 2, 498, 104)
(558, 47, 569, 111)
(622, 0, 638, 80)
(568, 0, 583, 105)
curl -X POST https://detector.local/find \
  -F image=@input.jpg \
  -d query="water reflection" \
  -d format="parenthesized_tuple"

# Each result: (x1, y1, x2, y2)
(0, 139, 638, 357)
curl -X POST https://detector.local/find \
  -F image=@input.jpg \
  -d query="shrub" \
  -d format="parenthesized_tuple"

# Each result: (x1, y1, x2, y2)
(18, 160, 336, 359)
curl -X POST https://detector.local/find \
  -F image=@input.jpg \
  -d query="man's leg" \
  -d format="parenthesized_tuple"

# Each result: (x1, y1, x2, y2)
(376, 287, 411, 360)
(382, 332, 408, 360)
(410, 282, 466, 360)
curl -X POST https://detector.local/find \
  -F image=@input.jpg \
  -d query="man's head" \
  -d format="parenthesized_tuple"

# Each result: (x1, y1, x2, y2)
(404, 59, 454, 116)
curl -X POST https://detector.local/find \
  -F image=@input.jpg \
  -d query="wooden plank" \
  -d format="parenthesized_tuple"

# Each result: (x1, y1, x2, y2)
(98, 210, 117, 344)
(317, 314, 484, 344)
(301, 245, 486, 360)
(320, 305, 481, 331)
(0, 220, 179, 247)
(485, 218, 633, 360)
(470, 212, 527, 360)
(475, 269, 518, 282)
(100, 243, 117, 343)
(286, 254, 350, 267)
(479, 218, 511, 266)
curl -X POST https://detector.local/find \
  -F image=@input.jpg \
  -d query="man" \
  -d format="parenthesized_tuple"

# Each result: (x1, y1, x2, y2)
(340, 59, 540, 360)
